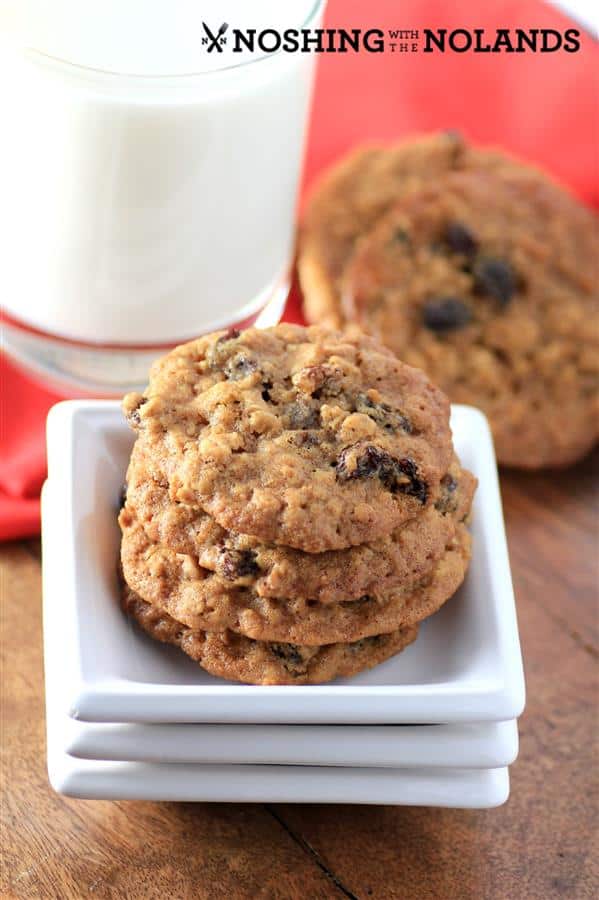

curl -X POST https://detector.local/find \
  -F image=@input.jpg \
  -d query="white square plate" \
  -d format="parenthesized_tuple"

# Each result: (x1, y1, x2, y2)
(48, 756, 510, 807)
(63, 717, 518, 768)
(43, 402, 525, 724)
(45, 689, 510, 806)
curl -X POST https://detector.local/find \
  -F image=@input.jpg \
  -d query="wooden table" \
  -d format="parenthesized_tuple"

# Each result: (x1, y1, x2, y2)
(2, 453, 597, 899)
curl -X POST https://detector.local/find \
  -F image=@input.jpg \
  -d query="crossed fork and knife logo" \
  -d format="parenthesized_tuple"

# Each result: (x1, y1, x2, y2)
(201, 22, 230, 52)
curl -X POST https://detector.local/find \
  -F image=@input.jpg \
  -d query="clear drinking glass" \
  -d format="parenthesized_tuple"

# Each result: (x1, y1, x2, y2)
(0, 1, 324, 393)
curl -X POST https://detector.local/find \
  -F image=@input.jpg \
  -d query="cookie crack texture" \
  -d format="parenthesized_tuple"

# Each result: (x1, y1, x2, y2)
(354, 393, 413, 434)
(335, 442, 427, 504)
(217, 548, 260, 581)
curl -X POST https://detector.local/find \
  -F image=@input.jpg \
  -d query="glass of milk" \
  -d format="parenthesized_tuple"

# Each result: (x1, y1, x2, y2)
(0, 1, 324, 393)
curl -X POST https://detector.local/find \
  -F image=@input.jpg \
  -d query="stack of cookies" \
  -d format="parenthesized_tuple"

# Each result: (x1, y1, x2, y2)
(119, 324, 476, 685)
(299, 132, 599, 468)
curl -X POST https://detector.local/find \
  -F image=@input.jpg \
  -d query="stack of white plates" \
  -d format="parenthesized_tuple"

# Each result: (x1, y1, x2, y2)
(42, 402, 525, 807)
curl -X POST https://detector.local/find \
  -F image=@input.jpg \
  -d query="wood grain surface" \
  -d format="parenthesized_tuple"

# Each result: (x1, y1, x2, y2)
(1, 452, 598, 899)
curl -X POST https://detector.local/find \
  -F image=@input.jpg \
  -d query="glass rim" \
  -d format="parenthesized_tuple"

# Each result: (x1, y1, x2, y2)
(16, 0, 326, 81)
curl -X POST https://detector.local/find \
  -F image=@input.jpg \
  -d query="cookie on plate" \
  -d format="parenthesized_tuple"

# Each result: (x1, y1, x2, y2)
(342, 166, 599, 468)
(122, 583, 418, 686)
(120, 502, 471, 645)
(124, 439, 475, 605)
(123, 324, 453, 551)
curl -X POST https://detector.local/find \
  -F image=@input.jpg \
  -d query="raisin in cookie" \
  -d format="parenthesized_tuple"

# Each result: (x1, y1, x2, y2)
(299, 132, 511, 328)
(120, 506, 471, 645)
(123, 324, 453, 551)
(122, 584, 418, 686)
(343, 166, 599, 468)
(124, 438, 475, 604)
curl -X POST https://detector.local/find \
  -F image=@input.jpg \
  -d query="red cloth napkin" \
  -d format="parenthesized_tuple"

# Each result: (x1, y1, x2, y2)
(1, 0, 597, 540)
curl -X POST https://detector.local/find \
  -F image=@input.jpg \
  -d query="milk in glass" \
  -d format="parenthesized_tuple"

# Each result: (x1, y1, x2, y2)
(0, 1, 322, 390)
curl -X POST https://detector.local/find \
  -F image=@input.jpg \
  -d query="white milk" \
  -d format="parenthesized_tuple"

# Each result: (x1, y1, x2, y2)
(0, 1, 321, 351)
